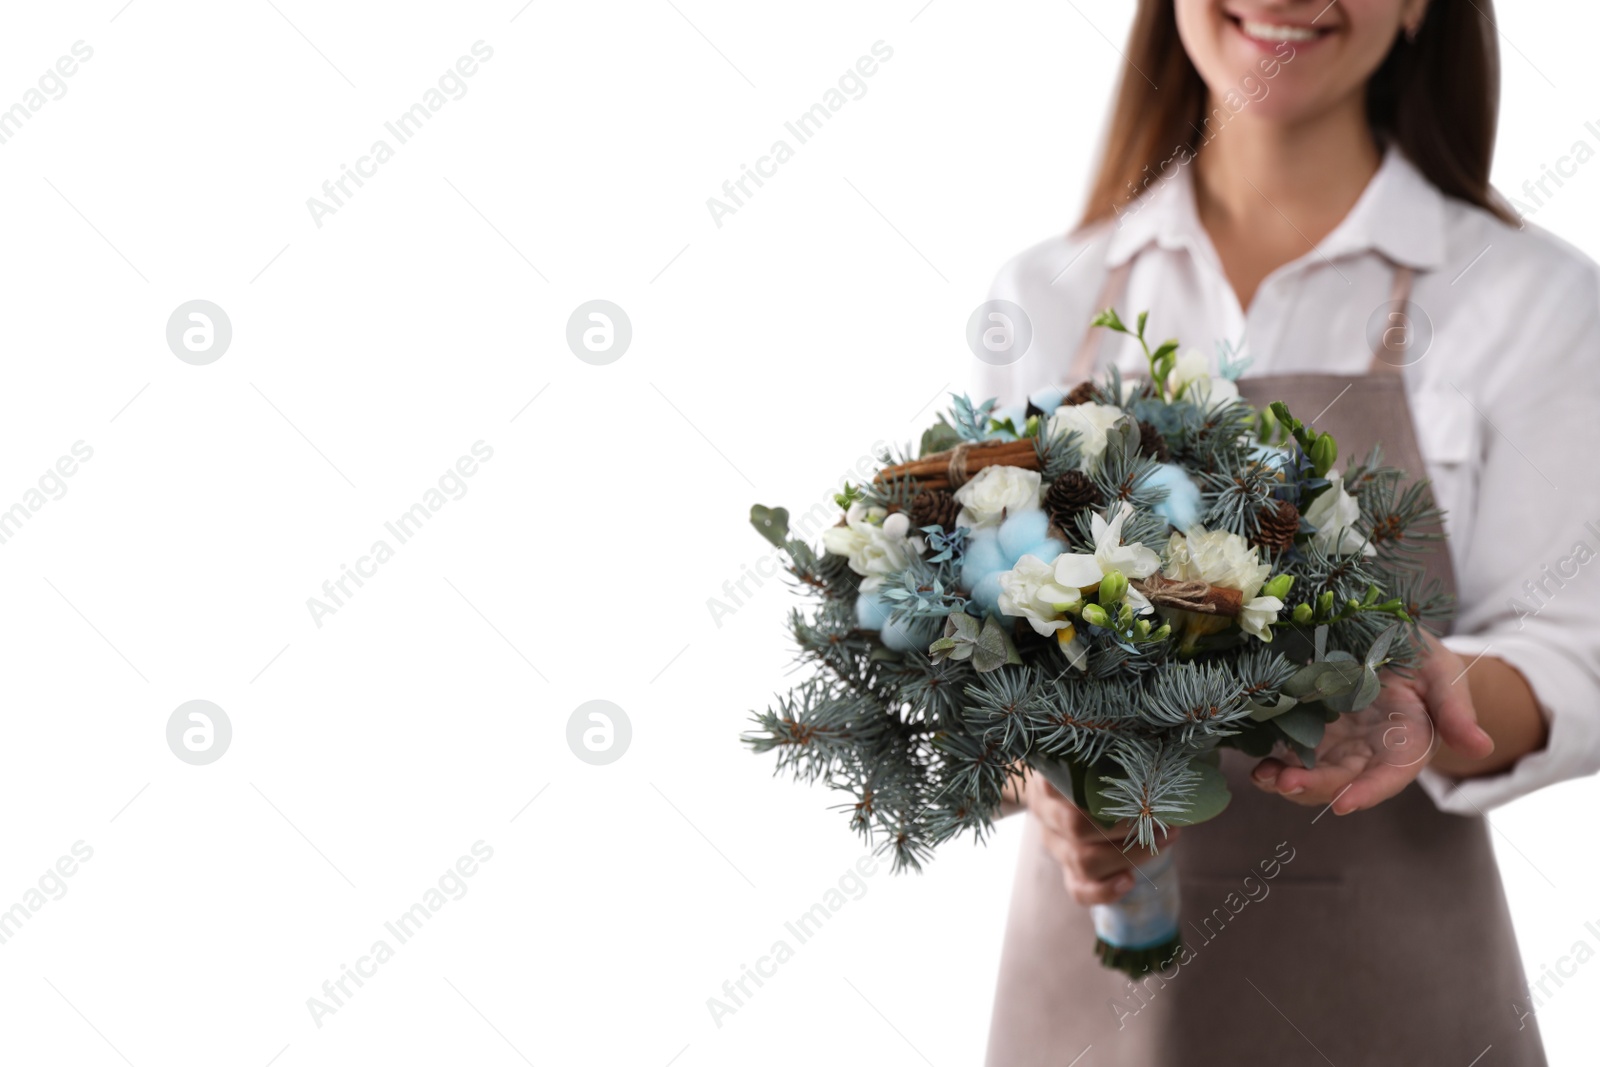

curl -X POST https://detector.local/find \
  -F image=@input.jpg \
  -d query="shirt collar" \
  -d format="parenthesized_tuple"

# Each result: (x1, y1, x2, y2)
(1103, 145, 1448, 272)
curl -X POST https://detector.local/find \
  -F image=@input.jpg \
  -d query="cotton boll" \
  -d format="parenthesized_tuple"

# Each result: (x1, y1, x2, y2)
(1018, 537, 1066, 565)
(961, 529, 1007, 588)
(878, 615, 923, 651)
(1028, 385, 1066, 413)
(856, 590, 893, 631)
(971, 572, 1006, 618)
(998, 509, 1052, 562)
(1148, 463, 1203, 531)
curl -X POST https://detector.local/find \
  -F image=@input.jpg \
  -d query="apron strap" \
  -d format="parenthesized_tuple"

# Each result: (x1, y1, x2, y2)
(1069, 258, 1417, 381)
(1367, 264, 1417, 375)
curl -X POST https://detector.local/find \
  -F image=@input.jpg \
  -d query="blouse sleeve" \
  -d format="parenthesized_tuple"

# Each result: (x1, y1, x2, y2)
(1418, 256, 1600, 814)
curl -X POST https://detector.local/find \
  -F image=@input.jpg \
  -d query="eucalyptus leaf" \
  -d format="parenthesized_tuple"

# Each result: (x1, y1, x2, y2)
(920, 419, 963, 457)
(750, 504, 790, 547)
(972, 614, 1022, 672)
(1284, 660, 1365, 701)
(1274, 704, 1327, 749)
(1165, 759, 1232, 826)
(1082, 765, 1119, 827)
(1246, 692, 1299, 722)
(1365, 623, 1400, 669)
(1288, 739, 1318, 769)
(1325, 666, 1382, 713)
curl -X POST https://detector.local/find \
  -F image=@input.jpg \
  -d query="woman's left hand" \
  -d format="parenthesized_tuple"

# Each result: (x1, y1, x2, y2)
(1250, 632, 1497, 815)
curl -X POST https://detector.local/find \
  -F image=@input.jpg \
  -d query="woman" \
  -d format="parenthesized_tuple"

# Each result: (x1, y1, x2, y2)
(974, 1, 1600, 1064)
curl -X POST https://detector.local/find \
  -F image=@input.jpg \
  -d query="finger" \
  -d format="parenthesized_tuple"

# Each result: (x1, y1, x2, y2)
(1251, 758, 1288, 791)
(1064, 804, 1135, 843)
(1270, 757, 1361, 805)
(1325, 759, 1419, 815)
(1066, 869, 1135, 906)
(1075, 843, 1139, 882)
(1422, 646, 1495, 759)
(1037, 826, 1131, 880)
(1028, 792, 1073, 836)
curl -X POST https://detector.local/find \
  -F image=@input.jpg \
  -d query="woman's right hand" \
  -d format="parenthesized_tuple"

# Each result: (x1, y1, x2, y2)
(1023, 772, 1179, 906)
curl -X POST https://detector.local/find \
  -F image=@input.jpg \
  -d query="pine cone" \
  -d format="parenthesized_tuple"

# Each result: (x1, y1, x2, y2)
(1044, 471, 1103, 531)
(1137, 421, 1170, 464)
(1065, 381, 1099, 406)
(1253, 499, 1300, 554)
(909, 488, 961, 532)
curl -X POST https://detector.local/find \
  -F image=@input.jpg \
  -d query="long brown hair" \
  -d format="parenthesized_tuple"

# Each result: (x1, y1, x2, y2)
(1080, 1, 1513, 226)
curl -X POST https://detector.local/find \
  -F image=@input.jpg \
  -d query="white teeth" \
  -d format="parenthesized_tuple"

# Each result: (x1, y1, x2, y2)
(1240, 19, 1320, 42)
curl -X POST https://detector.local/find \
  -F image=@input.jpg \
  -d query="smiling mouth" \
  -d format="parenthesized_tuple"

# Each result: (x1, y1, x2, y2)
(1227, 14, 1333, 44)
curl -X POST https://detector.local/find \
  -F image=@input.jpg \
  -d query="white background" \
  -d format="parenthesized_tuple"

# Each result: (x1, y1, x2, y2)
(0, 2, 1596, 1065)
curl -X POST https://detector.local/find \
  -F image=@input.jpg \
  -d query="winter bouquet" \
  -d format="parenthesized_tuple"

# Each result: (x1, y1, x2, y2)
(743, 309, 1450, 975)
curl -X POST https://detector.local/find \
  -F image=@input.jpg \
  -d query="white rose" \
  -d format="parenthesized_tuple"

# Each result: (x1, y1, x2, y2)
(1302, 470, 1375, 557)
(1046, 402, 1126, 473)
(953, 464, 1041, 530)
(998, 554, 1082, 636)
(1164, 527, 1271, 599)
(1187, 374, 1240, 412)
(821, 501, 922, 580)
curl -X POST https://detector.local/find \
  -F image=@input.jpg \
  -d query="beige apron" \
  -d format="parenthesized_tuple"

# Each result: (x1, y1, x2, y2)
(985, 261, 1545, 1066)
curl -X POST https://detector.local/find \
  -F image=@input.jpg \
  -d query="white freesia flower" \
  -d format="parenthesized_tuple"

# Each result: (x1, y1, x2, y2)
(1168, 349, 1210, 394)
(1163, 527, 1271, 599)
(953, 464, 1041, 530)
(1047, 402, 1126, 473)
(998, 554, 1082, 636)
(1302, 470, 1375, 557)
(1239, 595, 1284, 642)
(1053, 502, 1160, 613)
(820, 502, 923, 591)
(1168, 348, 1240, 411)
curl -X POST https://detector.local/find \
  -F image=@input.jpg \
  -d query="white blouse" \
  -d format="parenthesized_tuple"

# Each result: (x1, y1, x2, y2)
(973, 147, 1600, 814)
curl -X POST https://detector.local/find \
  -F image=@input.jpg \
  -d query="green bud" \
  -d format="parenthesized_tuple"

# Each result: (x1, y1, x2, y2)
(1152, 623, 1172, 641)
(1262, 574, 1294, 600)
(1134, 618, 1151, 639)
(1098, 570, 1128, 606)
(1293, 603, 1315, 625)
(1347, 599, 1362, 614)
(1118, 602, 1134, 627)
(1081, 603, 1110, 628)
(1317, 590, 1335, 617)
(1311, 432, 1338, 476)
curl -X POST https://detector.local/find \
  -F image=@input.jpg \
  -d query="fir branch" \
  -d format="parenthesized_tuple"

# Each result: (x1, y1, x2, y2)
(1096, 739, 1204, 850)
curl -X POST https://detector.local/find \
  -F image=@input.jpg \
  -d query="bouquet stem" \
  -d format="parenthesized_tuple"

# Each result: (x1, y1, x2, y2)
(1028, 756, 1183, 978)
(1090, 845, 1183, 977)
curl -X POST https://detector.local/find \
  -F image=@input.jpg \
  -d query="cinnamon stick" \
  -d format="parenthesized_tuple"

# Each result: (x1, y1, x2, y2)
(876, 439, 1042, 491)
(1131, 574, 1244, 617)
